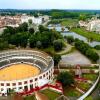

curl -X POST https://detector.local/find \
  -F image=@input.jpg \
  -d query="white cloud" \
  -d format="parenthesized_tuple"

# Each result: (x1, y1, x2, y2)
(0, 0, 100, 9)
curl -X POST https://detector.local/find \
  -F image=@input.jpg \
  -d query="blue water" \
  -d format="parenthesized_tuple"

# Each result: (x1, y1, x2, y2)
(62, 32, 100, 47)
(48, 25, 100, 47)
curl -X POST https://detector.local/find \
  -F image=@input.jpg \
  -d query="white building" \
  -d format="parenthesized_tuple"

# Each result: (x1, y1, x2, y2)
(87, 19, 100, 33)
(21, 15, 43, 25)
(79, 21, 88, 27)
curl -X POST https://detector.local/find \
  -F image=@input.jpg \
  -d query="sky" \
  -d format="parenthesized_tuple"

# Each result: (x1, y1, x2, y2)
(0, 0, 100, 10)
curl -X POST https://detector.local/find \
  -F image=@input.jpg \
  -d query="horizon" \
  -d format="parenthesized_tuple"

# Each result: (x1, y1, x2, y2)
(1, 8, 100, 11)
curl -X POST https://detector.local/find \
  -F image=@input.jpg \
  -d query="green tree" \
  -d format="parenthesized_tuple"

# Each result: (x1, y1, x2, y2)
(79, 14, 87, 21)
(53, 54, 61, 66)
(29, 28, 35, 34)
(86, 49, 99, 62)
(57, 71, 74, 87)
(34, 13, 39, 17)
(17, 22, 28, 32)
(36, 41, 42, 48)
(29, 34, 37, 48)
(9, 32, 29, 47)
(3, 26, 16, 35)
(39, 25, 49, 33)
(28, 19, 33, 25)
(0, 41, 9, 50)
(53, 39, 64, 51)
(75, 39, 99, 62)
(64, 36, 74, 44)
(94, 45, 100, 50)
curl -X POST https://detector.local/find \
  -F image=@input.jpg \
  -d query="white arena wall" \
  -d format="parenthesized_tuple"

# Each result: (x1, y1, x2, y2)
(0, 50, 54, 95)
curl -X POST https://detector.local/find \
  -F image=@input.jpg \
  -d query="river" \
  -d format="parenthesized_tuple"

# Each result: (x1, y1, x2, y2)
(48, 25, 100, 47)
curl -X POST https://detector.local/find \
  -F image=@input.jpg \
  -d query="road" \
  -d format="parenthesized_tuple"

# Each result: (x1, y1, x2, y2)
(60, 50, 91, 65)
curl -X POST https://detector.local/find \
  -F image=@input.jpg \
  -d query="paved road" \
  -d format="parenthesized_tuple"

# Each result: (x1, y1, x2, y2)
(61, 50, 91, 65)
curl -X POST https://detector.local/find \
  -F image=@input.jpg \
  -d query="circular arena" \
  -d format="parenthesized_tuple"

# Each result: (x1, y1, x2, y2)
(0, 50, 54, 96)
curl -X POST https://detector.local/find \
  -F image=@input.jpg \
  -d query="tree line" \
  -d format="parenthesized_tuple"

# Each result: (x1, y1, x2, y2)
(64, 36, 99, 62)
(0, 22, 64, 51)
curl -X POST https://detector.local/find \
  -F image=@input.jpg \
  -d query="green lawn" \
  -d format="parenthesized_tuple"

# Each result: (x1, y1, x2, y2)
(64, 87, 82, 97)
(24, 95, 36, 100)
(48, 18, 78, 28)
(42, 46, 55, 55)
(84, 96, 93, 100)
(71, 28, 100, 42)
(83, 74, 98, 81)
(61, 19, 78, 27)
(23, 89, 61, 100)
(41, 89, 61, 100)
(78, 82, 91, 91)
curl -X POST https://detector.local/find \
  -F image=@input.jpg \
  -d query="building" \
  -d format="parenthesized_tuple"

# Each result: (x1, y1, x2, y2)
(21, 15, 43, 25)
(0, 15, 21, 28)
(87, 19, 100, 33)
(0, 50, 54, 96)
(79, 21, 88, 27)
(0, 15, 49, 29)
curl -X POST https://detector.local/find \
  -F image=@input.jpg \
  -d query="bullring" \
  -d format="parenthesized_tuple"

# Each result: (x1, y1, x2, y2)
(0, 50, 54, 96)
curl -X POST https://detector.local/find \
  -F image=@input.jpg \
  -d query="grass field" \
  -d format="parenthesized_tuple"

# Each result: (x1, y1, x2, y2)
(61, 19, 78, 27)
(41, 89, 61, 100)
(84, 96, 93, 100)
(78, 82, 91, 91)
(71, 28, 100, 42)
(24, 95, 36, 100)
(83, 74, 98, 81)
(64, 87, 82, 97)
(48, 18, 78, 28)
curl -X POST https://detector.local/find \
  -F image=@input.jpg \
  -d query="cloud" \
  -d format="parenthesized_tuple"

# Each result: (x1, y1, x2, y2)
(0, 0, 100, 9)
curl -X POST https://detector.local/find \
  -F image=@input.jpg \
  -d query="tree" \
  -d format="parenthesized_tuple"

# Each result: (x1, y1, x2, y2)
(64, 36, 74, 44)
(94, 45, 100, 50)
(36, 41, 42, 48)
(75, 39, 99, 62)
(79, 14, 87, 21)
(0, 41, 9, 50)
(53, 54, 61, 66)
(28, 19, 33, 25)
(57, 71, 74, 87)
(41, 34, 50, 48)
(9, 32, 29, 47)
(39, 25, 49, 33)
(29, 34, 37, 48)
(3, 26, 16, 35)
(34, 13, 39, 17)
(61, 27, 65, 32)
(29, 28, 35, 34)
(17, 22, 28, 32)
(53, 39, 64, 51)
(86, 49, 99, 62)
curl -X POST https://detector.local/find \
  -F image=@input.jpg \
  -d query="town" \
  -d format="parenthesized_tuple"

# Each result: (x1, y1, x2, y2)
(0, 14, 49, 28)
(0, 1, 100, 100)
